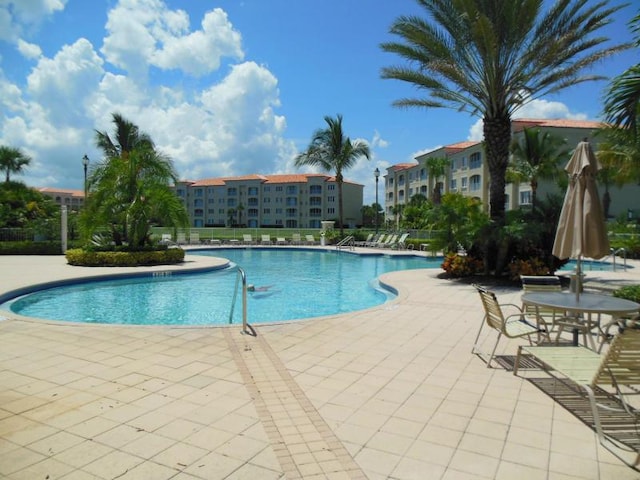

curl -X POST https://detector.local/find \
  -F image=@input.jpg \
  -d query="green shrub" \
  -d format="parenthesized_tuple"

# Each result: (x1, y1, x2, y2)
(0, 241, 63, 255)
(613, 285, 640, 303)
(65, 248, 185, 266)
(507, 258, 551, 280)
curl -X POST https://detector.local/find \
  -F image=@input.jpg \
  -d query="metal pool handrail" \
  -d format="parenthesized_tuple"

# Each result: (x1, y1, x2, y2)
(229, 266, 249, 334)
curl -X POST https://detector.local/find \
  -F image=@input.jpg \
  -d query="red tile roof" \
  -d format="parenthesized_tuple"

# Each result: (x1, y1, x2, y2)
(512, 118, 604, 132)
(186, 173, 362, 187)
(38, 187, 84, 197)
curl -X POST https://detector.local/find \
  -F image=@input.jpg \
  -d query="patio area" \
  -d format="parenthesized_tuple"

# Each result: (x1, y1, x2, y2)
(0, 251, 639, 479)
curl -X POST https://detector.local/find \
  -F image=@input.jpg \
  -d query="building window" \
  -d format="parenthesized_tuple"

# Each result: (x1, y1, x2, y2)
(328, 184, 335, 190)
(461, 177, 468, 191)
(248, 198, 258, 206)
(194, 199, 203, 207)
(328, 196, 335, 202)
(275, 186, 283, 192)
(194, 188, 203, 197)
(310, 208, 322, 217)
(520, 191, 532, 205)
(309, 197, 322, 206)
(286, 186, 297, 195)
(309, 185, 322, 194)
(263, 186, 270, 192)
(248, 187, 258, 195)
(248, 208, 258, 217)
(470, 152, 482, 169)
(263, 208, 271, 214)
(328, 208, 335, 214)
(420, 168, 426, 180)
(227, 187, 237, 196)
(450, 179, 457, 191)
(227, 198, 237, 207)
(470, 175, 481, 191)
(286, 208, 297, 217)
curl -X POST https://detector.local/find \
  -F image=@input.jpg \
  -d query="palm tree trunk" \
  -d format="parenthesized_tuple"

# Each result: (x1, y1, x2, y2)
(483, 114, 512, 275)
(337, 180, 344, 236)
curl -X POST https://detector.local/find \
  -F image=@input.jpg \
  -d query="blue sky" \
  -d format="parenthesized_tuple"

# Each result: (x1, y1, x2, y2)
(0, 0, 637, 205)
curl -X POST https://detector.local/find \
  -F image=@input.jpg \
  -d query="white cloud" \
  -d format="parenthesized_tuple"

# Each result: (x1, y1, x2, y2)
(101, 1, 243, 79)
(0, 0, 67, 42)
(371, 130, 389, 149)
(17, 39, 41, 59)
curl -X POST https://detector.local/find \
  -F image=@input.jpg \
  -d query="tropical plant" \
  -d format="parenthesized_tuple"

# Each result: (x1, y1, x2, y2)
(295, 114, 370, 235)
(424, 156, 449, 204)
(0, 181, 58, 229)
(425, 192, 489, 254)
(507, 128, 569, 211)
(380, 0, 629, 272)
(0, 146, 31, 183)
(81, 113, 189, 248)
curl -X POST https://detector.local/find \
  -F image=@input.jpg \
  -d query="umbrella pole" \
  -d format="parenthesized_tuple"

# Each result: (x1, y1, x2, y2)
(575, 256, 582, 301)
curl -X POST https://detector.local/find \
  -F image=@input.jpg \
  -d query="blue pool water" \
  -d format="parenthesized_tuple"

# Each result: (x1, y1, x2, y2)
(3, 249, 442, 326)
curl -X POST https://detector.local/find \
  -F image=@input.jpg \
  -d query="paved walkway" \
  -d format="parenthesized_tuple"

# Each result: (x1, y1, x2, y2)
(0, 250, 639, 479)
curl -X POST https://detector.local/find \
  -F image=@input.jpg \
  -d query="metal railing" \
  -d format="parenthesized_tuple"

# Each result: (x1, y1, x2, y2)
(229, 266, 251, 334)
(335, 235, 355, 251)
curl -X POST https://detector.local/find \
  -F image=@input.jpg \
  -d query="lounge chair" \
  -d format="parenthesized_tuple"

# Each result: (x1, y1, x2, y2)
(291, 233, 302, 245)
(242, 234, 254, 245)
(472, 284, 547, 368)
(260, 234, 272, 245)
(189, 232, 200, 244)
(276, 237, 287, 245)
(160, 233, 172, 245)
(395, 233, 410, 249)
(355, 233, 374, 247)
(365, 234, 381, 247)
(176, 232, 186, 245)
(305, 234, 317, 245)
(375, 235, 398, 248)
(514, 320, 640, 470)
(371, 234, 387, 247)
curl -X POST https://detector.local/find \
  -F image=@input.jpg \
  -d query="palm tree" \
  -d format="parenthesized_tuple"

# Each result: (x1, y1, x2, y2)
(424, 156, 449, 204)
(601, 12, 640, 184)
(381, 0, 628, 226)
(295, 114, 370, 236)
(507, 128, 569, 211)
(82, 113, 188, 247)
(0, 146, 31, 183)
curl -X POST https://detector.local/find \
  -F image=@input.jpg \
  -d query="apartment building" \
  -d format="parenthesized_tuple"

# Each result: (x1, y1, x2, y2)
(37, 187, 85, 211)
(385, 118, 640, 220)
(174, 173, 364, 229)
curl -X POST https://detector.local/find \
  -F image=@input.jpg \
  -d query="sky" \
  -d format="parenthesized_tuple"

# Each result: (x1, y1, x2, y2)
(0, 0, 637, 205)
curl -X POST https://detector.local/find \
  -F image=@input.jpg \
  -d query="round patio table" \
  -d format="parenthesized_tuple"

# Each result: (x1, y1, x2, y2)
(521, 292, 640, 348)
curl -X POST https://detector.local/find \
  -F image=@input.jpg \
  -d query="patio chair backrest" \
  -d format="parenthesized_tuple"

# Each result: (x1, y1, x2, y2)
(475, 285, 506, 332)
(593, 321, 640, 388)
(520, 275, 561, 292)
(243, 234, 252, 241)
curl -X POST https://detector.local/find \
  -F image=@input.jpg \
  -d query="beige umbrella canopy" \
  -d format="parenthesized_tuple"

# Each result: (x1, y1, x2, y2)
(552, 139, 610, 298)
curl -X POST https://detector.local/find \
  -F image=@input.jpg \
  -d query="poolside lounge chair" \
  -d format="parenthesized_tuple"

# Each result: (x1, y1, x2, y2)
(514, 320, 640, 470)
(291, 233, 302, 245)
(381, 234, 398, 248)
(394, 233, 410, 250)
(260, 234, 272, 245)
(276, 237, 287, 245)
(355, 233, 374, 247)
(370, 234, 387, 247)
(176, 232, 186, 245)
(160, 233, 172, 245)
(189, 232, 200, 244)
(365, 234, 381, 247)
(472, 284, 547, 368)
(242, 234, 254, 245)
(375, 234, 395, 248)
(305, 234, 317, 245)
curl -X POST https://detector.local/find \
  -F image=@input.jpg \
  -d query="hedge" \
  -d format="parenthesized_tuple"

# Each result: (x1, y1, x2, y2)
(65, 248, 185, 266)
(0, 241, 64, 255)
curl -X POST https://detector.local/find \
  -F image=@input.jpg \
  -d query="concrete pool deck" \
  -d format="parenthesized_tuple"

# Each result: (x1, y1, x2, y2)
(0, 249, 639, 479)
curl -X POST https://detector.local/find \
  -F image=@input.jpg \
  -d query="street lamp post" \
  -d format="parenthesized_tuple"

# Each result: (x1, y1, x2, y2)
(374, 168, 380, 234)
(82, 154, 89, 202)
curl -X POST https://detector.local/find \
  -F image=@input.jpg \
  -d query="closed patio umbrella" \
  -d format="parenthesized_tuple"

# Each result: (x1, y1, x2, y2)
(552, 139, 610, 299)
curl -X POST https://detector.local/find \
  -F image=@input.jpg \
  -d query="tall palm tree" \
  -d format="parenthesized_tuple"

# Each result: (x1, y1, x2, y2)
(381, 0, 629, 226)
(0, 146, 31, 183)
(424, 156, 449, 204)
(507, 128, 569, 211)
(82, 113, 188, 247)
(295, 114, 370, 236)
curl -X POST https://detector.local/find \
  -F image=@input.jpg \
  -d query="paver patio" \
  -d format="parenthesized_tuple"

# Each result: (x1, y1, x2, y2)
(0, 251, 638, 479)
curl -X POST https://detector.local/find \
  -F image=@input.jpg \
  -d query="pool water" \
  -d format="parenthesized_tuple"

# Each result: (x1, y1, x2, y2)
(4, 249, 442, 326)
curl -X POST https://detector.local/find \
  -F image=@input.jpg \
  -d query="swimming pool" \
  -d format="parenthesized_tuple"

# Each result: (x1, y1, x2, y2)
(3, 249, 442, 326)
